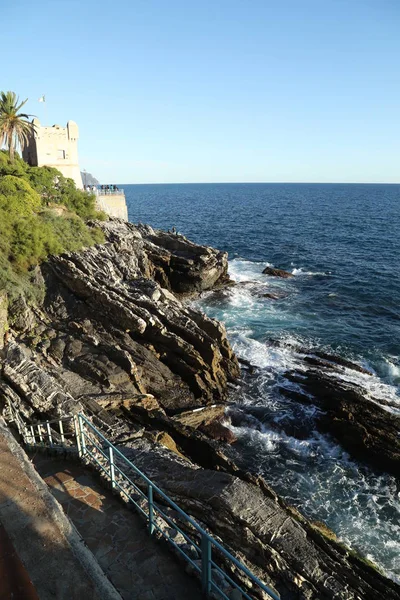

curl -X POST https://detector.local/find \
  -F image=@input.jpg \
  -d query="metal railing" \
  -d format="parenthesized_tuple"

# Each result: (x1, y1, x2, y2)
(6, 400, 77, 452)
(96, 189, 124, 196)
(6, 401, 279, 600)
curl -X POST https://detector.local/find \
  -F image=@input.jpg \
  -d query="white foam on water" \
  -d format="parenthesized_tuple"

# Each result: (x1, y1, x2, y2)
(230, 333, 304, 373)
(325, 366, 400, 414)
(230, 422, 400, 583)
(198, 256, 400, 582)
(291, 267, 331, 276)
(382, 356, 400, 385)
(229, 258, 267, 283)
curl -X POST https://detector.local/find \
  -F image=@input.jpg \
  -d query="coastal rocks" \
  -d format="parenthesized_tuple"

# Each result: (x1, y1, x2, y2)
(36, 220, 239, 414)
(1, 219, 239, 431)
(286, 367, 400, 475)
(262, 266, 293, 278)
(0, 340, 80, 419)
(121, 436, 400, 600)
(1, 219, 399, 599)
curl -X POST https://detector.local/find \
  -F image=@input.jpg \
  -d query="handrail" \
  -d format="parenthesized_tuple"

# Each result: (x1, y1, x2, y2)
(96, 189, 124, 196)
(77, 414, 280, 600)
(5, 399, 280, 600)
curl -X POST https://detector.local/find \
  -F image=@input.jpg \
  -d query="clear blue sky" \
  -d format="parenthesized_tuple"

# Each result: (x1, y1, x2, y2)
(3, 0, 400, 183)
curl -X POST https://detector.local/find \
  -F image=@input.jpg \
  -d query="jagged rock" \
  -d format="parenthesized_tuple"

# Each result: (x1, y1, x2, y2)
(38, 220, 239, 412)
(173, 405, 226, 428)
(8, 295, 36, 332)
(1, 341, 81, 418)
(285, 368, 400, 475)
(262, 266, 293, 278)
(199, 419, 237, 443)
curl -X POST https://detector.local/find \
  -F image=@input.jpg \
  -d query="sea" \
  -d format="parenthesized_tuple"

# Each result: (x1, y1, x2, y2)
(123, 183, 400, 582)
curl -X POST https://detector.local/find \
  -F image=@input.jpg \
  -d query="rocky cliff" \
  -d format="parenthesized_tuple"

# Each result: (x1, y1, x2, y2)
(0, 219, 399, 600)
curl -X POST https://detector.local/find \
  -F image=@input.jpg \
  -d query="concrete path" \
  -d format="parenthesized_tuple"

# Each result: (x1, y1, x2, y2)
(33, 453, 203, 600)
(0, 420, 121, 600)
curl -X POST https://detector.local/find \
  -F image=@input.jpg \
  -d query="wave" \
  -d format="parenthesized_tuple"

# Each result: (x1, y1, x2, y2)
(291, 267, 331, 276)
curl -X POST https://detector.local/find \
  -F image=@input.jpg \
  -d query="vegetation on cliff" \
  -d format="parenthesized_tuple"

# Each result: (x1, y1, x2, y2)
(0, 150, 105, 302)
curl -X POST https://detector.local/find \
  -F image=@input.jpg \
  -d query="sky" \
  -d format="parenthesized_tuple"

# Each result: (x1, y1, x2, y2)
(3, 0, 400, 183)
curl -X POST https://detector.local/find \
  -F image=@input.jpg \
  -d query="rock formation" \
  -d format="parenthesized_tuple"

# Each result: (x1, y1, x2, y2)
(0, 219, 399, 599)
(262, 266, 293, 278)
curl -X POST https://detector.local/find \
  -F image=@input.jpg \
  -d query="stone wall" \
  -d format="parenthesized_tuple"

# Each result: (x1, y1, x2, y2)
(96, 194, 128, 220)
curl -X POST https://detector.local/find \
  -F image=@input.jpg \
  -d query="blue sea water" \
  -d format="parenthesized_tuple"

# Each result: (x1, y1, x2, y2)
(124, 183, 400, 581)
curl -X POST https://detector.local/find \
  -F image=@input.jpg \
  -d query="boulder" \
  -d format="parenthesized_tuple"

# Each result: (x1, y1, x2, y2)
(262, 266, 293, 278)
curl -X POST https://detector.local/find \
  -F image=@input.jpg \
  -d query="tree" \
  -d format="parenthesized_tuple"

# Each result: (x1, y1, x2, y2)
(0, 91, 34, 161)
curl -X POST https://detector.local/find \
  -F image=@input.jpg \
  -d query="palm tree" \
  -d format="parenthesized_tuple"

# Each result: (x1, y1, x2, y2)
(0, 91, 35, 161)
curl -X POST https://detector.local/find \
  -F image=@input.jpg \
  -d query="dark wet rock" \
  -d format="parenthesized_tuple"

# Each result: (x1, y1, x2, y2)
(312, 350, 373, 375)
(262, 266, 293, 278)
(238, 357, 257, 374)
(261, 292, 282, 299)
(286, 369, 400, 475)
(199, 418, 237, 444)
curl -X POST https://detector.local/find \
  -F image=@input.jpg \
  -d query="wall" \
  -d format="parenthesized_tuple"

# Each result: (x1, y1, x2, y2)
(22, 119, 83, 189)
(96, 195, 128, 220)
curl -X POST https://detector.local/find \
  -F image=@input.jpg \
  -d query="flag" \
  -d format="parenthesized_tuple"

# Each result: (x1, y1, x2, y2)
(38, 95, 45, 103)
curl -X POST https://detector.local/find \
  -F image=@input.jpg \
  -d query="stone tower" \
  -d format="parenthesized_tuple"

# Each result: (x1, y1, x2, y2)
(22, 119, 83, 189)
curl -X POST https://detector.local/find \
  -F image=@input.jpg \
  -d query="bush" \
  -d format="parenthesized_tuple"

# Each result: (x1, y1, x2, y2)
(0, 150, 106, 304)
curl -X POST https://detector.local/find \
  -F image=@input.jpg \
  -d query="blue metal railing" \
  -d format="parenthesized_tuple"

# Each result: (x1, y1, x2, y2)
(76, 414, 280, 600)
(6, 399, 280, 600)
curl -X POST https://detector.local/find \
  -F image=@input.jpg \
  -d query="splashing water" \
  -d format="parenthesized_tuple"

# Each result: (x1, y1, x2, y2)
(197, 258, 400, 582)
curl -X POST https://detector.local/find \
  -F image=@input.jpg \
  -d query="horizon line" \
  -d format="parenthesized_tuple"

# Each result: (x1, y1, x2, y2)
(116, 181, 400, 186)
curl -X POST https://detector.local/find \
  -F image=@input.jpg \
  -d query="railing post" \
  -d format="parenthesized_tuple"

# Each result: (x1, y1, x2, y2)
(46, 422, 53, 447)
(59, 420, 65, 444)
(148, 484, 155, 535)
(73, 415, 82, 457)
(201, 533, 212, 597)
(108, 445, 116, 490)
(78, 415, 87, 457)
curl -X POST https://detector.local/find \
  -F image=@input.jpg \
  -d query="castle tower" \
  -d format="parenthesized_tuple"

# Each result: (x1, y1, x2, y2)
(22, 118, 83, 189)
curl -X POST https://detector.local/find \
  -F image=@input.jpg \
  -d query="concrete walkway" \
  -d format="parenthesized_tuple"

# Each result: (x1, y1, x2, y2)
(33, 454, 203, 600)
(0, 420, 121, 600)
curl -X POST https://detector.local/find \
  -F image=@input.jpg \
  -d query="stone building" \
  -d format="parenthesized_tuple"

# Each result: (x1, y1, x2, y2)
(22, 118, 128, 220)
(22, 118, 83, 189)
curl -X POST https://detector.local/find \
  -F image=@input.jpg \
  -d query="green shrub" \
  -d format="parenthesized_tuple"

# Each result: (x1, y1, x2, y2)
(0, 150, 106, 305)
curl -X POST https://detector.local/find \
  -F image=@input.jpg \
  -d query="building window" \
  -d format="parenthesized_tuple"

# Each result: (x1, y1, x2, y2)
(57, 149, 66, 159)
